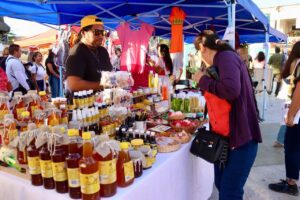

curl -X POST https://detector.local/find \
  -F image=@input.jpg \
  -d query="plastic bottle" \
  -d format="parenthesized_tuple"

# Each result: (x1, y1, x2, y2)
(148, 70, 154, 88)
(51, 126, 68, 193)
(39, 126, 55, 189)
(48, 109, 60, 127)
(26, 123, 43, 186)
(73, 92, 79, 109)
(79, 132, 100, 200)
(153, 73, 159, 90)
(66, 129, 82, 199)
(33, 109, 45, 128)
(117, 142, 134, 187)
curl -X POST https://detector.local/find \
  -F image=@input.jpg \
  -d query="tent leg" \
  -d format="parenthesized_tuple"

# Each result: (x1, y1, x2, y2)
(59, 65, 64, 97)
(262, 31, 269, 120)
(227, 0, 236, 48)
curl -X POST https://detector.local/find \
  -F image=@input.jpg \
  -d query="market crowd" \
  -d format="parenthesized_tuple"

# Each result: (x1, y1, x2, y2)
(0, 14, 299, 199)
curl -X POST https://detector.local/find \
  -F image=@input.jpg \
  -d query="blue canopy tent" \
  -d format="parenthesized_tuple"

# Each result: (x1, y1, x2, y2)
(0, 0, 287, 43)
(0, 0, 287, 118)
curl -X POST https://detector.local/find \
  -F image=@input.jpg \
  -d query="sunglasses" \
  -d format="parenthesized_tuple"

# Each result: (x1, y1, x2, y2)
(93, 29, 105, 36)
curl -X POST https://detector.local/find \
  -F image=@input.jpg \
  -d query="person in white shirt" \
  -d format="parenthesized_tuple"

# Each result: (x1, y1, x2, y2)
(5, 44, 31, 95)
(30, 51, 47, 91)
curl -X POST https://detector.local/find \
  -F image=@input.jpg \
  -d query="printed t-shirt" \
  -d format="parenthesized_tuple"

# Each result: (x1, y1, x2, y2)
(116, 22, 154, 73)
(66, 42, 112, 82)
(169, 7, 186, 53)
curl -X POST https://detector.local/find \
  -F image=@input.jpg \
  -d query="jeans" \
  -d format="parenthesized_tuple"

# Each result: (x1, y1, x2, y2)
(276, 125, 286, 145)
(49, 75, 60, 98)
(214, 141, 258, 200)
(36, 80, 45, 91)
(284, 122, 300, 180)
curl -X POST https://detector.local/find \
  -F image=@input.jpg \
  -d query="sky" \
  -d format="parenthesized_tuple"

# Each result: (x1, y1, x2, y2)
(3, 0, 300, 37)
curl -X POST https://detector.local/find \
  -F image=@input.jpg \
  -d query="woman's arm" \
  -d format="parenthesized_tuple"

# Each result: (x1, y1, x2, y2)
(286, 82, 300, 126)
(31, 73, 39, 91)
(67, 76, 103, 92)
(46, 63, 60, 78)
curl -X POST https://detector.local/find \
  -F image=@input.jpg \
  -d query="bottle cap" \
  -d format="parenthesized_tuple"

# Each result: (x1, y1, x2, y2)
(82, 132, 91, 140)
(120, 142, 130, 150)
(68, 129, 79, 137)
(39, 91, 46, 96)
(131, 139, 144, 146)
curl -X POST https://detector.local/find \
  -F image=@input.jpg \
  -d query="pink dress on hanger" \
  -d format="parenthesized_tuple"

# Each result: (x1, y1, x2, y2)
(117, 22, 154, 73)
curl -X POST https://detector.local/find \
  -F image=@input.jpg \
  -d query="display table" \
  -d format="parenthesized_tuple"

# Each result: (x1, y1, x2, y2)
(0, 142, 214, 200)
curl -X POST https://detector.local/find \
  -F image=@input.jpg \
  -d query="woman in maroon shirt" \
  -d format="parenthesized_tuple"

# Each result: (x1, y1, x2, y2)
(193, 30, 262, 200)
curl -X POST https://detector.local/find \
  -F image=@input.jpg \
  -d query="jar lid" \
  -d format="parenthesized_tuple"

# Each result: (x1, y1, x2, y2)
(39, 91, 46, 96)
(68, 129, 79, 137)
(120, 142, 131, 150)
(131, 139, 144, 146)
(21, 111, 30, 118)
(82, 132, 91, 140)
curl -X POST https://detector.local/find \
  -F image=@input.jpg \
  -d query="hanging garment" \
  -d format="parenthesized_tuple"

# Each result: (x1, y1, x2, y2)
(169, 7, 186, 53)
(116, 22, 154, 73)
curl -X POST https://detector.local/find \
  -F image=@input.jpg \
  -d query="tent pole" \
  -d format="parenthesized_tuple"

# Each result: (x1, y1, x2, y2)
(231, 0, 236, 48)
(262, 29, 269, 120)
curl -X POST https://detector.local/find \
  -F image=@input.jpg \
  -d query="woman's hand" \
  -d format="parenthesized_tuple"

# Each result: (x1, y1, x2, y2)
(285, 113, 295, 127)
(193, 70, 205, 83)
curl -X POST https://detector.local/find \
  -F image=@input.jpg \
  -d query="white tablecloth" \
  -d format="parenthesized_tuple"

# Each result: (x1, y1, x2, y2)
(0, 142, 214, 200)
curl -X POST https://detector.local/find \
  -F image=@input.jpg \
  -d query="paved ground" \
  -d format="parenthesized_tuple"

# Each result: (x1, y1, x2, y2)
(209, 93, 299, 200)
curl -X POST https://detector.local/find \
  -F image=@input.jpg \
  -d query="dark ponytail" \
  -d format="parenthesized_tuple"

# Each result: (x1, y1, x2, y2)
(74, 25, 93, 45)
(159, 44, 173, 75)
(194, 30, 234, 52)
(282, 41, 300, 79)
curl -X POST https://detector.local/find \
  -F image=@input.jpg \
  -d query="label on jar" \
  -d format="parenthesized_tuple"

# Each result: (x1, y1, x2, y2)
(0, 110, 9, 122)
(123, 160, 134, 182)
(30, 106, 39, 115)
(52, 162, 67, 181)
(40, 160, 53, 178)
(98, 159, 116, 184)
(16, 107, 26, 119)
(80, 171, 100, 195)
(27, 156, 41, 175)
(60, 117, 68, 125)
(67, 168, 80, 188)
(8, 129, 18, 139)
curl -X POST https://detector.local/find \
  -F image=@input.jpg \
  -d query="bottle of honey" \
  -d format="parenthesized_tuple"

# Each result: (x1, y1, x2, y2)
(28, 90, 40, 118)
(51, 126, 68, 193)
(20, 111, 30, 132)
(117, 142, 134, 187)
(39, 126, 55, 189)
(60, 104, 69, 125)
(26, 123, 43, 186)
(48, 109, 60, 127)
(39, 91, 48, 103)
(79, 132, 100, 200)
(0, 94, 10, 128)
(3, 114, 17, 145)
(17, 127, 28, 165)
(12, 92, 26, 121)
(93, 139, 117, 197)
(33, 109, 45, 128)
(66, 129, 82, 199)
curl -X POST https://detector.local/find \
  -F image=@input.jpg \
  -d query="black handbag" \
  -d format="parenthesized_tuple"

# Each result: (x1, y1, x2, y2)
(190, 127, 229, 167)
